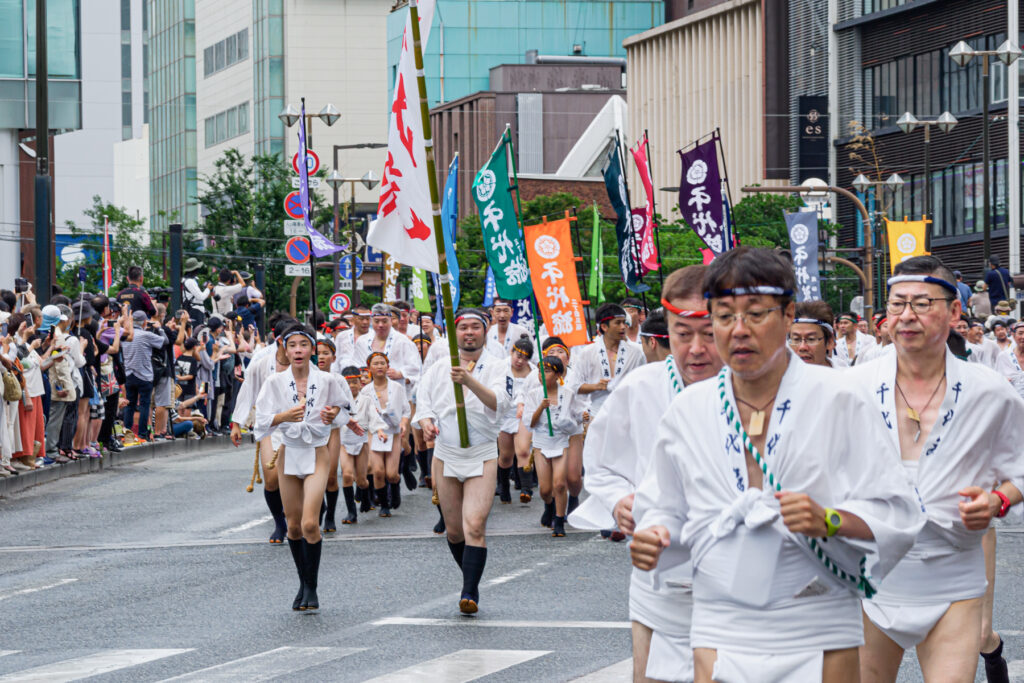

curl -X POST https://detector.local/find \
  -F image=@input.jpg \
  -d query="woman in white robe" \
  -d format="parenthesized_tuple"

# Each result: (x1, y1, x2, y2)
(253, 325, 348, 611)
(315, 338, 359, 532)
(360, 351, 411, 518)
(338, 365, 373, 520)
(496, 336, 535, 504)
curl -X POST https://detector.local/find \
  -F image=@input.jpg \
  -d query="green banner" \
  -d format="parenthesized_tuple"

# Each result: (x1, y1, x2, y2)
(472, 139, 533, 300)
(411, 267, 431, 313)
(588, 202, 605, 304)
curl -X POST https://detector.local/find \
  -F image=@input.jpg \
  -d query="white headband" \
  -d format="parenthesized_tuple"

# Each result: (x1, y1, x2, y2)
(886, 274, 958, 296)
(793, 318, 835, 337)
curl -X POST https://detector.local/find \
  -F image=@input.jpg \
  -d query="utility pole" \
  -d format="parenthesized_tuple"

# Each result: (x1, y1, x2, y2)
(33, 0, 50, 300)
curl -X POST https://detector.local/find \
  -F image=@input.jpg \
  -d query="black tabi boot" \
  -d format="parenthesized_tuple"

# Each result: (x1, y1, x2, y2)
(512, 464, 522, 490)
(323, 489, 339, 532)
(540, 500, 555, 528)
(497, 466, 512, 504)
(518, 467, 532, 503)
(459, 545, 487, 614)
(377, 487, 391, 517)
(359, 486, 373, 513)
(342, 486, 358, 524)
(300, 539, 321, 611)
(319, 496, 327, 528)
(433, 506, 446, 534)
(401, 453, 418, 491)
(567, 495, 580, 515)
(552, 515, 566, 537)
(981, 637, 1009, 683)
(448, 539, 465, 569)
(389, 481, 402, 510)
(416, 449, 430, 487)
(287, 538, 306, 610)
(264, 488, 288, 544)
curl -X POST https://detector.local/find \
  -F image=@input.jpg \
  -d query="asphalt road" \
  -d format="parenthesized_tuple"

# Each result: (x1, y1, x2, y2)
(0, 442, 1021, 682)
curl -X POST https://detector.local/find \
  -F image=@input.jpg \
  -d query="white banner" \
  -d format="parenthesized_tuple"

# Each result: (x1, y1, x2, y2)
(366, 0, 438, 272)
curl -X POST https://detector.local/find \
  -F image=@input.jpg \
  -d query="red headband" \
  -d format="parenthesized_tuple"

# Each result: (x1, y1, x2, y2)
(661, 298, 709, 318)
(544, 343, 570, 357)
(366, 351, 389, 365)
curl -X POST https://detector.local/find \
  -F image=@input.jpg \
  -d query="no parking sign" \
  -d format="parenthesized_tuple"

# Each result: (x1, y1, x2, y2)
(285, 236, 311, 264)
(329, 292, 351, 315)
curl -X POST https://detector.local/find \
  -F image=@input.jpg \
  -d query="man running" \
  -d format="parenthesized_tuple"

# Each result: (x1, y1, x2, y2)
(834, 311, 876, 366)
(486, 298, 534, 360)
(789, 301, 839, 367)
(353, 303, 420, 389)
(571, 302, 645, 419)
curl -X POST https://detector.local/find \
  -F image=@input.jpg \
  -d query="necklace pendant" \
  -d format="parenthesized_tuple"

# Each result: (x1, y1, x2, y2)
(913, 428, 921, 443)
(907, 407, 920, 423)
(748, 410, 765, 437)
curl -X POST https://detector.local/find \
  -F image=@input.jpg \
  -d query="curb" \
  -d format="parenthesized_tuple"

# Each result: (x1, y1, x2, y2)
(0, 436, 233, 498)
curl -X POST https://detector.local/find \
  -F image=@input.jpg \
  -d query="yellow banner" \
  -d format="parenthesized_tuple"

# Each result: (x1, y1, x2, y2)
(885, 219, 929, 273)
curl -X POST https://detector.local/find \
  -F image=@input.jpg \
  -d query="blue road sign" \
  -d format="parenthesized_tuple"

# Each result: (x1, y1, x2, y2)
(338, 255, 364, 279)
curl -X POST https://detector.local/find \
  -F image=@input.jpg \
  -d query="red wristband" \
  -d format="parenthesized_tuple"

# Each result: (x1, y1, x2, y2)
(992, 489, 1011, 518)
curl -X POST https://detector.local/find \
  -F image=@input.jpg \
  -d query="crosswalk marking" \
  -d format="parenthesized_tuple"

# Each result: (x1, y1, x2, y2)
(0, 649, 191, 682)
(160, 647, 365, 681)
(374, 617, 631, 629)
(363, 649, 550, 683)
(572, 657, 633, 681)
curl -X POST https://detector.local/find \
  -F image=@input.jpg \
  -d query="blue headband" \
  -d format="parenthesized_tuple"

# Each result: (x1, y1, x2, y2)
(282, 329, 316, 346)
(886, 275, 958, 296)
(705, 286, 794, 299)
(794, 318, 835, 337)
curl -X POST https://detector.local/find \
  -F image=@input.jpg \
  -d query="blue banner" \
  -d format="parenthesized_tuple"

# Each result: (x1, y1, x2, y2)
(511, 297, 533, 327)
(432, 155, 461, 325)
(785, 210, 821, 302)
(482, 266, 497, 307)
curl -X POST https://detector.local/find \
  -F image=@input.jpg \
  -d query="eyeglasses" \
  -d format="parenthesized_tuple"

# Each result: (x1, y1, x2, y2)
(885, 297, 954, 315)
(711, 306, 782, 328)
(787, 334, 824, 346)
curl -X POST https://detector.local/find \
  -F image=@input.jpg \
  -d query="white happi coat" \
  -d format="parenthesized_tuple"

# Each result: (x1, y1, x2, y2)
(833, 330, 876, 366)
(521, 381, 585, 457)
(968, 337, 1000, 368)
(253, 365, 349, 478)
(994, 347, 1024, 378)
(851, 348, 1024, 646)
(486, 322, 535, 360)
(634, 351, 923, 658)
(353, 329, 421, 386)
(331, 328, 368, 372)
(571, 358, 696, 683)
(360, 378, 411, 451)
(231, 349, 281, 427)
(498, 356, 535, 433)
(342, 391, 372, 454)
(568, 338, 645, 417)
(415, 351, 510, 480)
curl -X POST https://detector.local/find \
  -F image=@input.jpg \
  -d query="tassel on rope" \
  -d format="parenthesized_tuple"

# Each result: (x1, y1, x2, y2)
(246, 442, 262, 492)
(524, 450, 535, 473)
(267, 445, 281, 471)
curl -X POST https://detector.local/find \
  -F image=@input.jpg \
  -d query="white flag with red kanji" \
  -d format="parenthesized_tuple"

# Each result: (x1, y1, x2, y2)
(366, 0, 438, 272)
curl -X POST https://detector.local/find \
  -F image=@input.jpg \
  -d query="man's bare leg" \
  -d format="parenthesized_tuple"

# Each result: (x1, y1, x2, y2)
(323, 430, 341, 531)
(861, 610, 905, 683)
(917, 598, 983, 683)
(631, 621, 655, 683)
(979, 527, 1009, 682)
(693, 648, 717, 683)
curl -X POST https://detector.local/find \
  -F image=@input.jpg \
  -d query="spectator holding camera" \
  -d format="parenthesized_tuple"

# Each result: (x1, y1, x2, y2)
(120, 310, 168, 441)
(212, 269, 246, 318)
(181, 258, 212, 323)
(176, 337, 199, 403)
(115, 266, 157, 318)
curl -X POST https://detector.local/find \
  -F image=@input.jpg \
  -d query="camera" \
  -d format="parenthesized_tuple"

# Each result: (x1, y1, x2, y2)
(14, 277, 28, 293)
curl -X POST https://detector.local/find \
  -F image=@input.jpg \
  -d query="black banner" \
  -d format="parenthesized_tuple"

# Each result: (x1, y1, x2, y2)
(798, 95, 829, 182)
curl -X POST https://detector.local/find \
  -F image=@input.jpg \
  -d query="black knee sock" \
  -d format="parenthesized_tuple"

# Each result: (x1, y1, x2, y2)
(498, 466, 511, 493)
(343, 486, 357, 515)
(461, 545, 487, 601)
(287, 537, 305, 579)
(264, 488, 286, 526)
(376, 486, 389, 508)
(447, 539, 465, 569)
(367, 473, 375, 490)
(389, 481, 402, 508)
(416, 449, 429, 476)
(517, 467, 531, 493)
(981, 638, 1008, 683)
(303, 539, 322, 589)
(568, 494, 579, 514)
(325, 489, 339, 518)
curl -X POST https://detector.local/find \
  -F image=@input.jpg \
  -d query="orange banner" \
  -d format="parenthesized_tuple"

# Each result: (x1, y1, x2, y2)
(523, 218, 588, 347)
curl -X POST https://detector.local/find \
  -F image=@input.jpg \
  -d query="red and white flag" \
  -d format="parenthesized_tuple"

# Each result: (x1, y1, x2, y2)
(366, 0, 438, 272)
(630, 135, 660, 273)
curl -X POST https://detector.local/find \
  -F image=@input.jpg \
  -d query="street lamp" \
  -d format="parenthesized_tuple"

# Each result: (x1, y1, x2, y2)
(949, 38, 1021, 270)
(853, 174, 906, 296)
(897, 111, 957, 250)
(278, 98, 340, 149)
(327, 168, 380, 302)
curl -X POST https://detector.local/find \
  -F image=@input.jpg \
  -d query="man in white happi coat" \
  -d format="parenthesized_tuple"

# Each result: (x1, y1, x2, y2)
(417, 308, 510, 615)
(572, 265, 722, 683)
(571, 302, 645, 418)
(789, 301, 840, 368)
(353, 303, 420, 388)
(622, 296, 646, 343)
(332, 304, 371, 371)
(965, 319, 1000, 368)
(833, 312, 876, 366)
(994, 321, 1024, 379)
(229, 316, 299, 543)
(486, 297, 535, 360)
(852, 256, 1024, 683)
(630, 247, 924, 683)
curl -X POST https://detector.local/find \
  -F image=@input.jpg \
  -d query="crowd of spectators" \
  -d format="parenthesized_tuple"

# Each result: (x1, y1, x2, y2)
(0, 264, 266, 477)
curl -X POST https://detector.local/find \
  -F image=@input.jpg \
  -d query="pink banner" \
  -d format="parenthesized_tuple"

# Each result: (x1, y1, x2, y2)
(701, 248, 714, 265)
(629, 137, 660, 272)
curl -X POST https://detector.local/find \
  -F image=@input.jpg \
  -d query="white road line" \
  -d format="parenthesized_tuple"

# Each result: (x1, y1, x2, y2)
(572, 657, 634, 682)
(485, 562, 549, 587)
(0, 649, 191, 682)
(363, 649, 550, 683)
(0, 652, 18, 658)
(0, 578, 78, 602)
(160, 646, 364, 681)
(218, 515, 272, 536)
(1002, 630, 1024, 636)
(374, 617, 631, 629)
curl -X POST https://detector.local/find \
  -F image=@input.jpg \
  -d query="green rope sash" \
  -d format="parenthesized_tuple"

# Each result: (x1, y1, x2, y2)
(716, 367, 877, 599)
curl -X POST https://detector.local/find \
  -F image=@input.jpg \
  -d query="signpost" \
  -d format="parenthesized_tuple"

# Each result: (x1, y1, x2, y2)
(292, 150, 320, 176)
(328, 292, 351, 315)
(291, 177, 321, 189)
(286, 264, 311, 277)
(285, 236, 311, 264)
(284, 191, 305, 220)
(283, 220, 305, 236)
(337, 279, 364, 290)
(338, 255, 363, 279)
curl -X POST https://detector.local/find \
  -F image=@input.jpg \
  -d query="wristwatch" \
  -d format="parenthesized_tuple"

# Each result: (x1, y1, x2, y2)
(824, 508, 843, 537)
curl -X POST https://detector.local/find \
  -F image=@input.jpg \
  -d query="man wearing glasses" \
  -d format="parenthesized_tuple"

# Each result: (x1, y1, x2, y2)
(853, 255, 1024, 683)
(788, 301, 839, 367)
(631, 247, 922, 682)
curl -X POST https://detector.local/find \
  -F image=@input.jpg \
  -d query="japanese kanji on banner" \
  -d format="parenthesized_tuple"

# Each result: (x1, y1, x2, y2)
(366, 0, 438, 272)
(784, 210, 821, 301)
(602, 143, 648, 293)
(472, 138, 532, 300)
(383, 252, 401, 303)
(884, 218, 929, 273)
(678, 139, 728, 255)
(523, 218, 588, 347)
(629, 136, 660, 272)
(411, 267, 431, 312)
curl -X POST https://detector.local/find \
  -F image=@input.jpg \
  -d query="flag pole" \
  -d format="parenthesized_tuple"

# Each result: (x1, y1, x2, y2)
(300, 97, 318, 330)
(643, 129, 665, 289)
(615, 132, 648, 312)
(503, 125, 553, 436)
(409, 0, 469, 447)
(567, 206, 593, 338)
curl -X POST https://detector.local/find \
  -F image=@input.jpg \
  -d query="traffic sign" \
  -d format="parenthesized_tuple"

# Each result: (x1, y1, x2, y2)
(284, 191, 305, 220)
(292, 150, 320, 176)
(338, 255, 364, 279)
(285, 236, 311, 264)
(285, 264, 311, 277)
(338, 279, 365, 290)
(283, 220, 305, 236)
(291, 176, 321, 189)
(328, 292, 351, 315)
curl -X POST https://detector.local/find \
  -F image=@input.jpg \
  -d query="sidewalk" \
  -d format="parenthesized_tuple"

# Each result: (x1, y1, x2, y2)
(0, 436, 234, 498)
